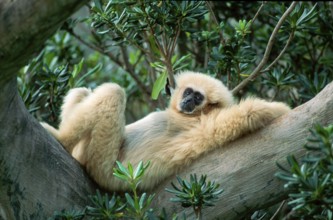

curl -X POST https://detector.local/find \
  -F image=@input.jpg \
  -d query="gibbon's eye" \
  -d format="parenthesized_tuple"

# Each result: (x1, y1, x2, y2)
(194, 91, 204, 105)
(183, 88, 193, 98)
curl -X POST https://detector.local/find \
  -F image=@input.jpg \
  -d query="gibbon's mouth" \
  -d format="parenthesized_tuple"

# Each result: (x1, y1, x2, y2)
(178, 106, 198, 115)
(181, 110, 195, 115)
(179, 102, 196, 115)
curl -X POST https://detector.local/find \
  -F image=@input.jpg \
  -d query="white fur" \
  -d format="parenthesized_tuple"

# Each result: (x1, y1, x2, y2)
(42, 71, 291, 191)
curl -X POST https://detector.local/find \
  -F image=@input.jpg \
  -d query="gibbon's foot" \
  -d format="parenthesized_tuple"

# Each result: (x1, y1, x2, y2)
(240, 98, 291, 131)
(91, 83, 126, 114)
(60, 83, 127, 132)
(61, 87, 92, 121)
(40, 122, 59, 140)
(44, 83, 126, 154)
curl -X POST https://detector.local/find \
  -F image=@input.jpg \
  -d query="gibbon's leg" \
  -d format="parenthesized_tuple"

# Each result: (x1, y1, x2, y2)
(211, 98, 291, 147)
(80, 83, 126, 189)
(41, 87, 92, 152)
(46, 83, 126, 170)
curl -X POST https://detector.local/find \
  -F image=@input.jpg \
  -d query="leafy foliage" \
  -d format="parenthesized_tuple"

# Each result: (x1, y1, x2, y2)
(166, 174, 223, 219)
(276, 124, 333, 219)
(86, 190, 125, 219)
(90, 0, 207, 98)
(113, 161, 154, 219)
(17, 33, 101, 126)
(19, 2, 333, 122)
(50, 209, 85, 220)
(18, 1, 333, 219)
(50, 161, 223, 219)
(50, 161, 154, 219)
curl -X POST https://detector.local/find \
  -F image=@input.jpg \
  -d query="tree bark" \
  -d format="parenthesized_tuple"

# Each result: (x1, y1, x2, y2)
(0, 0, 333, 220)
(0, 1, 97, 220)
(152, 81, 333, 219)
(0, 0, 88, 81)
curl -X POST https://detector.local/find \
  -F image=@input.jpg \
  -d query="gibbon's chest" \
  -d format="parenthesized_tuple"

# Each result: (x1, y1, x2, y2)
(123, 111, 169, 150)
(122, 111, 203, 151)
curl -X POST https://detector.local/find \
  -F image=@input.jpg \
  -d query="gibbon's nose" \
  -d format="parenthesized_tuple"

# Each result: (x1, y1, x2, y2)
(181, 96, 196, 113)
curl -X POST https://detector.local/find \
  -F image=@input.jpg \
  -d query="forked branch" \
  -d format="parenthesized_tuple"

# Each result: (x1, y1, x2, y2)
(232, 1, 297, 95)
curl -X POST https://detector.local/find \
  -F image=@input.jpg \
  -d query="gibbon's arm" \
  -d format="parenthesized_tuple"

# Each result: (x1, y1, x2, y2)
(161, 98, 290, 168)
(211, 98, 291, 145)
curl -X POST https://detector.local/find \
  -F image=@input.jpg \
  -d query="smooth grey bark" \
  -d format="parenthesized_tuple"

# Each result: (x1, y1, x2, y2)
(152, 81, 333, 219)
(0, 0, 332, 219)
(0, 1, 96, 219)
(0, 0, 87, 80)
(0, 78, 97, 219)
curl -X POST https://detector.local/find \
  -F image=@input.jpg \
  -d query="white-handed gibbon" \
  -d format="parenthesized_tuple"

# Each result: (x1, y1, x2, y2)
(42, 71, 291, 191)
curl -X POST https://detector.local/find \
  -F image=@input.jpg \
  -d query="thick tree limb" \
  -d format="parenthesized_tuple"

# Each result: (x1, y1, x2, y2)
(0, 0, 332, 219)
(0, 0, 88, 82)
(0, 0, 96, 219)
(152, 81, 333, 219)
(0, 78, 97, 220)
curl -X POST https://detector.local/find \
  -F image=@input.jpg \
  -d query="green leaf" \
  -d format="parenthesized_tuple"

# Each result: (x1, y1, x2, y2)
(93, 0, 103, 13)
(72, 58, 84, 79)
(296, 3, 318, 27)
(151, 71, 168, 100)
(113, 172, 128, 182)
(125, 193, 135, 209)
(115, 161, 131, 178)
(133, 161, 143, 179)
(139, 192, 147, 209)
(75, 63, 102, 87)
(128, 162, 134, 177)
(147, 194, 155, 208)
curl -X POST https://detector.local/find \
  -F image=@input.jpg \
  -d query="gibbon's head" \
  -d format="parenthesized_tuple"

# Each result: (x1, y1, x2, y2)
(169, 71, 234, 115)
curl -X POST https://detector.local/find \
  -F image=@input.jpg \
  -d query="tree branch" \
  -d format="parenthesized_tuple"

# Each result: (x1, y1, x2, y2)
(232, 2, 297, 95)
(119, 45, 158, 108)
(0, 1, 97, 219)
(206, 1, 226, 47)
(152, 81, 333, 219)
(1, 1, 332, 219)
(270, 200, 287, 220)
(251, 2, 266, 26)
(261, 30, 295, 74)
(0, 0, 88, 84)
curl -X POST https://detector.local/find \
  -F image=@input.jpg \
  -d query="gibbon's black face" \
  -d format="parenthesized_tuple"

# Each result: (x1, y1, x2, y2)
(180, 87, 205, 114)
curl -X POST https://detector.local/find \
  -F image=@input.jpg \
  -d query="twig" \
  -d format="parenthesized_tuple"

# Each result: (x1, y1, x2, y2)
(133, 52, 144, 69)
(142, 32, 158, 79)
(67, 29, 124, 68)
(68, 29, 156, 107)
(206, 1, 226, 47)
(68, 29, 106, 56)
(119, 46, 156, 106)
(164, 25, 180, 90)
(251, 2, 266, 26)
(270, 200, 287, 220)
(140, 2, 167, 59)
(232, 1, 298, 95)
(140, 1, 177, 89)
(262, 30, 295, 73)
